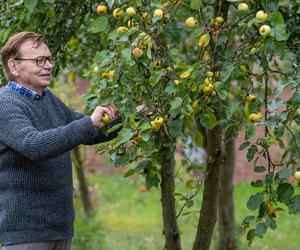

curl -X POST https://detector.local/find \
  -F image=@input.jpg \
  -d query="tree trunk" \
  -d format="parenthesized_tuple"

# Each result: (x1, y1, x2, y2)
(218, 130, 237, 250)
(193, 123, 223, 250)
(160, 147, 182, 250)
(72, 146, 93, 216)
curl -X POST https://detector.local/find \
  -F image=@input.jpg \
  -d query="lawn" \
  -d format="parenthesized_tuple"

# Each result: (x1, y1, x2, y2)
(72, 172, 300, 250)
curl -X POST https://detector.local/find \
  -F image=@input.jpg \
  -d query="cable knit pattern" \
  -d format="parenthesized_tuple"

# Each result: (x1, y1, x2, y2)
(0, 86, 121, 245)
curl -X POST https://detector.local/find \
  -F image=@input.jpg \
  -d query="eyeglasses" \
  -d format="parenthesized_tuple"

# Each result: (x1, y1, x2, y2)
(14, 56, 54, 67)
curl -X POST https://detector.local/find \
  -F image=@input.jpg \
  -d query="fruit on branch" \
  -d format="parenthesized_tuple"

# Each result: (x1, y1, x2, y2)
(126, 7, 136, 17)
(113, 8, 124, 20)
(192, 101, 199, 111)
(96, 4, 107, 14)
(141, 12, 150, 22)
(207, 71, 214, 78)
(102, 113, 111, 124)
(294, 171, 300, 181)
(247, 94, 256, 103)
(117, 26, 128, 33)
(153, 60, 162, 69)
(215, 16, 224, 25)
(202, 83, 214, 94)
(185, 17, 197, 28)
(256, 10, 268, 22)
(132, 47, 144, 58)
(92, 66, 99, 73)
(248, 113, 263, 123)
(199, 34, 209, 47)
(153, 9, 164, 19)
(259, 25, 271, 37)
(238, 3, 249, 12)
(239, 64, 247, 72)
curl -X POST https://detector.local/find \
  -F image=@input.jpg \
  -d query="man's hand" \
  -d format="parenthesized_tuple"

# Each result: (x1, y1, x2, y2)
(91, 104, 117, 128)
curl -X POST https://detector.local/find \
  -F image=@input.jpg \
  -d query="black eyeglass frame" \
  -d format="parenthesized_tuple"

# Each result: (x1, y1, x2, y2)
(13, 56, 54, 67)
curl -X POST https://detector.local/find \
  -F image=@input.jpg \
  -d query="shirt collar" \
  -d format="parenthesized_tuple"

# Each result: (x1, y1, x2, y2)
(6, 81, 45, 100)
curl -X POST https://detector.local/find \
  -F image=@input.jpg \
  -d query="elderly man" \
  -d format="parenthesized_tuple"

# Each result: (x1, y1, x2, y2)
(0, 31, 120, 250)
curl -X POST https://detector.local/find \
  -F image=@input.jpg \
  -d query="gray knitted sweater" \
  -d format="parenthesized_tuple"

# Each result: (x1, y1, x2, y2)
(0, 85, 119, 245)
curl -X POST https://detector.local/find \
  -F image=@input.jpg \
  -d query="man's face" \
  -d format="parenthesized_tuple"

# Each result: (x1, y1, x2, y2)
(12, 39, 53, 93)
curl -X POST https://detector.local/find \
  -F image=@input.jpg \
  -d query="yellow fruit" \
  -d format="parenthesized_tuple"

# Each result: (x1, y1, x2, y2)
(180, 70, 191, 79)
(199, 34, 209, 47)
(192, 101, 199, 110)
(207, 71, 214, 78)
(107, 70, 114, 77)
(68, 72, 75, 82)
(214, 71, 221, 80)
(102, 113, 110, 124)
(141, 12, 150, 22)
(153, 9, 164, 19)
(96, 4, 107, 14)
(185, 17, 197, 28)
(240, 64, 247, 72)
(150, 120, 160, 130)
(215, 16, 224, 24)
(250, 48, 257, 54)
(256, 10, 268, 22)
(202, 83, 214, 94)
(259, 25, 271, 37)
(126, 7, 136, 17)
(101, 72, 108, 78)
(248, 113, 262, 123)
(247, 94, 256, 103)
(132, 47, 144, 58)
(174, 80, 181, 85)
(204, 78, 211, 85)
(117, 26, 128, 33)
(92, 66, 99, 73)
(203, 50, 210, 61)
(155, 117, 164, 126)
(238, 3, 249, 12)
(113, 8, 124, 20)
(153, 60, 162, 69)
(127, 19, 135, 28)
(294, 171, 300, 181)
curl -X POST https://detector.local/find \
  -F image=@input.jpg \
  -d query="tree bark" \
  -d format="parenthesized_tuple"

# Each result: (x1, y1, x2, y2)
(72, 146, 93, 216)
(218, 130, 237, 250)
(160, 147, 182, 250)
(193, 122, 223, 250)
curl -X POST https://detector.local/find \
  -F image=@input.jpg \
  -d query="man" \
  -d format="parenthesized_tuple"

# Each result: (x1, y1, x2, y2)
(0, 31, 120, 250)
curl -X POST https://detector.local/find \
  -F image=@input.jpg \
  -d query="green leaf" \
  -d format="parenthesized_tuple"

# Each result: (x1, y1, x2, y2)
(271, 24, 288, 41)
(170, 97, 183, 110)
(169, 118, 183, 138)
(254, 166, 266, 173)
(242, 215, 255, 224)
(255, 223, 267, 238)
(124, 169, 135, 177)
(24, 0, 37, 13)
(246, 145, 257, 161)
(90, 16, 108, 33)
(221, 63, 235, 82)
(146, 171, 160, 188)
(269, 11, 285, 25)
(135, 160, 152, 173)
(214, 83, 228, 100)
(149, 71, 166, 87)
(247, 192, 264, 210)
(200, 110, 218, 129)
(266, 215, 277, 230)
(277, 168, 293, 179)
(115, 129, 135, 146)
(251, 180, 264, 188)
(164, 83, 178, 94)
(194, 131, 203, 147)
(288, 195, 300, 214)
(191, 0, 203, 10)
(277, 183, 294, 204)
(239, 141, 250, 151)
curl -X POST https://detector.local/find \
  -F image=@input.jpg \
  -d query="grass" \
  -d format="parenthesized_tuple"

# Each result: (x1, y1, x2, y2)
(72, 173, 300, 250)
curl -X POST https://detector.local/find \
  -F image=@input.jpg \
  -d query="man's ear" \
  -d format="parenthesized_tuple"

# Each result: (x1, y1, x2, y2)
(7, 59, 20, 77)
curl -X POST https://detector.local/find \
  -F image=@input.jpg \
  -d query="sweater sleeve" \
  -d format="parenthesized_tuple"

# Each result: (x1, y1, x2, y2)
(0, 103, 98, 161)
(49, 92, 122, 145)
